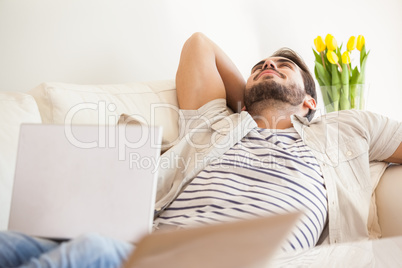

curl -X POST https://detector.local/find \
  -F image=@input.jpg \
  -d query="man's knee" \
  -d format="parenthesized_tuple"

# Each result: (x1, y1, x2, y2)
(74, 233, 133, 259)
(76, 233, 106, 245)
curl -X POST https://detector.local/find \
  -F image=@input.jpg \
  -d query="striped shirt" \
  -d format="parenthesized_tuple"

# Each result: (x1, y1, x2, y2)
(155, 127, 328, 252)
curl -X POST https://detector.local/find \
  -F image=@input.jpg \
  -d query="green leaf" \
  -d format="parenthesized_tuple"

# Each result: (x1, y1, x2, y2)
(336, 43, 343, 61)
(315, 61, 331, 86)
(351, 66, 360, 85)
(360, 44, 366, 66)
(358, 52, 369, 84)
(336, 47, 342, 64)
(323, 50, 332, 76)
(314, 66, 325, 86)
(313, 48, 321, 63)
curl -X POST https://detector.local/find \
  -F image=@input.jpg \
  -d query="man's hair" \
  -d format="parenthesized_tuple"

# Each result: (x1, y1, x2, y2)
(271, 48, 317, 121)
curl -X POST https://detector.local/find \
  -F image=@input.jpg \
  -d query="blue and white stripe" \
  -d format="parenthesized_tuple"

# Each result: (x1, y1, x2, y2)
(156, 127, 328, 252)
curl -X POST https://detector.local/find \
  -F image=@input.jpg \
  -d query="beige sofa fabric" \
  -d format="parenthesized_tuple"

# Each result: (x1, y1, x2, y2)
(0, 92, 42, 230)
(29, 80, 179, 151)
(375, 165, 402, 237)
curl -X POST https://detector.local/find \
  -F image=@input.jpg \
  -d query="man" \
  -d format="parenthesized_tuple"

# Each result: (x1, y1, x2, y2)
(153, 33, 323, 251)
(1, 32, 401, 267)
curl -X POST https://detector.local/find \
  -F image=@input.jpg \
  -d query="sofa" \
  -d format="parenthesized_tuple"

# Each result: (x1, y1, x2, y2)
(0, 80, 401, 242)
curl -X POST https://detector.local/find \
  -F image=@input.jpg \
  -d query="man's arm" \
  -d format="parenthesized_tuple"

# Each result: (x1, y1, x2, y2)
(384, 142, 402, 164)
(176, 32, 245, 112)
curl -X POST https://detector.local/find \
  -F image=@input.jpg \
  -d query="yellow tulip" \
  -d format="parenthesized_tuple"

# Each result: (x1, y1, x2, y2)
(314, 36, 326, 52)
(347, 36, 357, 51)
(325, 34, 338, 51)
(327, 50, 339, 64)
(342, 51, 351, 64)
(356, 35, 365, 51)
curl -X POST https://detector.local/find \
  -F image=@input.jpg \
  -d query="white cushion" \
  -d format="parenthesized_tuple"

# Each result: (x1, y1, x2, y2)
(0, 92, 41, 230)
(29, 80, 179, 151)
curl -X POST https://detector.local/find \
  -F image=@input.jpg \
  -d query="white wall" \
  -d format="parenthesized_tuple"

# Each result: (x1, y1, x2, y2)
(0, 0, 401, 120)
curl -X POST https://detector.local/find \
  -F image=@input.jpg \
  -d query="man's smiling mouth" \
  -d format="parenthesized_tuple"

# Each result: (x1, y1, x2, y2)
(255, 69, 285, 80)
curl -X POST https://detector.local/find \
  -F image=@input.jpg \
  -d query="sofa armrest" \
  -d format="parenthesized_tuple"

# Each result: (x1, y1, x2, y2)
(375, 165, 402, 237)
(0, 92, 42, 230)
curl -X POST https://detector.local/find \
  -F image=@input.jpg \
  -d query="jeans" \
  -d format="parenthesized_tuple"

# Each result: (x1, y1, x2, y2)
(0, 232, 133, 268)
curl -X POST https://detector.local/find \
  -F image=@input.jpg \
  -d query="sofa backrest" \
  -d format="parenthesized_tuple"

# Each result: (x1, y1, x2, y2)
(28, 80, 179, 151)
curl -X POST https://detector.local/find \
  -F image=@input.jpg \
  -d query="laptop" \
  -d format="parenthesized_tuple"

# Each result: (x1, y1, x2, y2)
(8, 123, 162, 243)
(124, 212, 301, 268)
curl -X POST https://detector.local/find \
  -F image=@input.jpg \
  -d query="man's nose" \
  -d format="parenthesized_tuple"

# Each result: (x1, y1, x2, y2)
(263, 59, 277, 70)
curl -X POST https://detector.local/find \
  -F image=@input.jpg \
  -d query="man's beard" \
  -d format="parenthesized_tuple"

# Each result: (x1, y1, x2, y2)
(244, 79, 305, 113)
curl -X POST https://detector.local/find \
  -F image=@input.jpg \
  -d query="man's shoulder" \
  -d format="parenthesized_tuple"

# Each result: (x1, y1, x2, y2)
(304, 110, 393, 138)
(291, 110, 379, 135)
(311, 109, 378, 125)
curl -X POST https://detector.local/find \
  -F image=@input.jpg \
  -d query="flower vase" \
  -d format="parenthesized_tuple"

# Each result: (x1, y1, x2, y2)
(320, 84, 368, 113)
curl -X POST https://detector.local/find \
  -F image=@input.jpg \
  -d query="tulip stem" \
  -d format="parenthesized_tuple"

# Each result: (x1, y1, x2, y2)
(320, 52, 326, 70)
(337, 63, 343, 72)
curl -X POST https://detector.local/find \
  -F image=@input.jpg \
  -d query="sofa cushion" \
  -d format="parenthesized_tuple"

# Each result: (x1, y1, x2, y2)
(0, 92, 42, 230)
(29, 80, 179, 151)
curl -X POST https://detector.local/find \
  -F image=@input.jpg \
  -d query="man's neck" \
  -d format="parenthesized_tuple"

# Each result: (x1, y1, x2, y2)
(251, 113, 293, 129)
(247, 101, 299, 129)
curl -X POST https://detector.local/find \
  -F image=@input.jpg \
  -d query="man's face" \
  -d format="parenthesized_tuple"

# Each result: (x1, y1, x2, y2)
(244, 57, 306, 110)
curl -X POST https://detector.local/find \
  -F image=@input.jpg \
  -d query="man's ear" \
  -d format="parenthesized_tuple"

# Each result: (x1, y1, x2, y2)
(303, 96, 316, 110)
